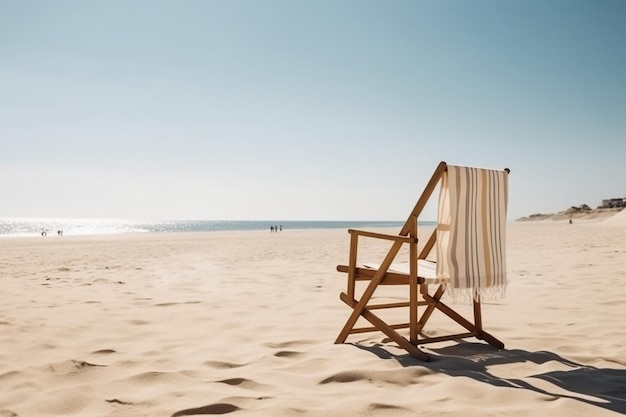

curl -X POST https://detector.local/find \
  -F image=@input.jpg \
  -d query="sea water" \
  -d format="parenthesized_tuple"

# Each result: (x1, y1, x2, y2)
(0, 218, 435, 238)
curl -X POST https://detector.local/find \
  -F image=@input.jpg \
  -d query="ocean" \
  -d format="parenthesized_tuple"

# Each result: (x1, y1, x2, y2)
(0, 218, 435, 238)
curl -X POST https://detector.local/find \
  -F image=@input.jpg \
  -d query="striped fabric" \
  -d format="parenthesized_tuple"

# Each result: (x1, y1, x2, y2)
(436, 165, 508, 299)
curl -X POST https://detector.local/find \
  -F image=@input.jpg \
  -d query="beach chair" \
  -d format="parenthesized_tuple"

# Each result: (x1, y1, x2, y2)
(335, 161, 509, 361)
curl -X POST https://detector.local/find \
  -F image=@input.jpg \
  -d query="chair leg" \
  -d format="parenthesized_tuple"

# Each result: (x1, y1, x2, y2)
(334, 296, 430, 360)
(409, 281, 418, 344)
(360, 309, 430, 361)
(473, 296, 504, 349)
(335, 240, 407, 344)
(473, 297, 482, 328)
(415, 284, 445, 335)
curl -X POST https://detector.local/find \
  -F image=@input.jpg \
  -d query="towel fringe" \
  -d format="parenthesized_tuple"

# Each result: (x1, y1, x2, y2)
(448, 285, 507, 304)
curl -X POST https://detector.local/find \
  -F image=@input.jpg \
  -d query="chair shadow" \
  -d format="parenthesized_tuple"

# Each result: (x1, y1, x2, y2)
(354, 341, 626, 414)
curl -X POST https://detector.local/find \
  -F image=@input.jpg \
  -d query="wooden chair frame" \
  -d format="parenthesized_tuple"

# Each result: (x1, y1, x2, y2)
(335, 161, 507, 361)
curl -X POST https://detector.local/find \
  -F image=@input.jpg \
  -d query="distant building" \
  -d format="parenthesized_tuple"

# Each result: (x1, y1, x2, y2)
(599, 198, 626, 209)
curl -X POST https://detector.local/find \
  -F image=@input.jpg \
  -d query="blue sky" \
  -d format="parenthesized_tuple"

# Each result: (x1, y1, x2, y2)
(1, 0, 624, 220)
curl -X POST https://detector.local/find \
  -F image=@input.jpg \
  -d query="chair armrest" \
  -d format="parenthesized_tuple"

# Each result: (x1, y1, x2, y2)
(348, 229, 417, 244)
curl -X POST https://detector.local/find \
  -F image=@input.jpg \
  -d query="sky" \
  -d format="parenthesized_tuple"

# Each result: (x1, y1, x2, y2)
(1, 0, 625, 221)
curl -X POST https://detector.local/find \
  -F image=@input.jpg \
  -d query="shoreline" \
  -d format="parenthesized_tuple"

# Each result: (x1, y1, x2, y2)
(0, 219, 413, 239)
(0, 226, 401, 240)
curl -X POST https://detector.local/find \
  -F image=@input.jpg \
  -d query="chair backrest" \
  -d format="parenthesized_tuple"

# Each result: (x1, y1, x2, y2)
(435, 165, 508, 297)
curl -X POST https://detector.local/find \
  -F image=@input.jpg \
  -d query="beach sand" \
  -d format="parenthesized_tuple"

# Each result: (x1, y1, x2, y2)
(1, 218, 625, 416)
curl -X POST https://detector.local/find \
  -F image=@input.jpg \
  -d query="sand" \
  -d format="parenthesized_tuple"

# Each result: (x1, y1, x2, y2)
(1, 220, 625, 416)
(600, 208, 626, 227)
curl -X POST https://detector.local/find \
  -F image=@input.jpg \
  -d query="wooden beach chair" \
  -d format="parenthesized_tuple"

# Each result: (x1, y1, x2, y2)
(335, 162, 509, 361)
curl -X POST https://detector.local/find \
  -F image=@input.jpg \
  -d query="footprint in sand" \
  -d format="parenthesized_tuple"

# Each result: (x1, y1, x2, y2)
(92, 349, 117, 355)
(47, 359, 105, 375)
(171, 403, 240, 416)
(265, 340, 313, 349)
(204, 361, 248, 369)
(273, 351, 304, 358)
(216, 378, 250, 386)
(215, 377, 275, 393)
(368, 403, 408, 411)
(319, 370, 367, 384)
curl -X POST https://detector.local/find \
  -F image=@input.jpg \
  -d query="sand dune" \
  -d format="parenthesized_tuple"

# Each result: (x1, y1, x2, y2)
(601, 208, 626, 227)
(1, 224, 625, 416)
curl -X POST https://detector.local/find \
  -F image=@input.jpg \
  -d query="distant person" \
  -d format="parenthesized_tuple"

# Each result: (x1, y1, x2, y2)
(270, 225, 274, 233)
(41, 229, 47, 237)
(569, 219, 573, 224)
(279, 225, 282, 232)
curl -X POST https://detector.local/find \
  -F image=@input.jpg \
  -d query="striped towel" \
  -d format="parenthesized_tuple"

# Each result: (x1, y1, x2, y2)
(436, 165, 508, 300)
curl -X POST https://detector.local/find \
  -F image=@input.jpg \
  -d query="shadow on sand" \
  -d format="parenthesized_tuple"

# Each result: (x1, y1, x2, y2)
(356, 341, 626, 414)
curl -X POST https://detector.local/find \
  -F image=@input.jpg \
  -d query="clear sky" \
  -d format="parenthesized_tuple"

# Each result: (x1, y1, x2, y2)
(1, 0, 624, 221)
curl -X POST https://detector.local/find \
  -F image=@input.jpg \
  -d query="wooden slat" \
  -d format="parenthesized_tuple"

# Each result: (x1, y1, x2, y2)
(347, 232, 358, 300)
(348, 229, 417, 244)
(399, 161, 447, 237)
(368, 301, 411, 310)
(341, 293, 431, 308)
(415, 332, 476, 345)
(337, 265, 425, 285)
(348, 323, 410, 334)
(341, 292, 409, 309)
